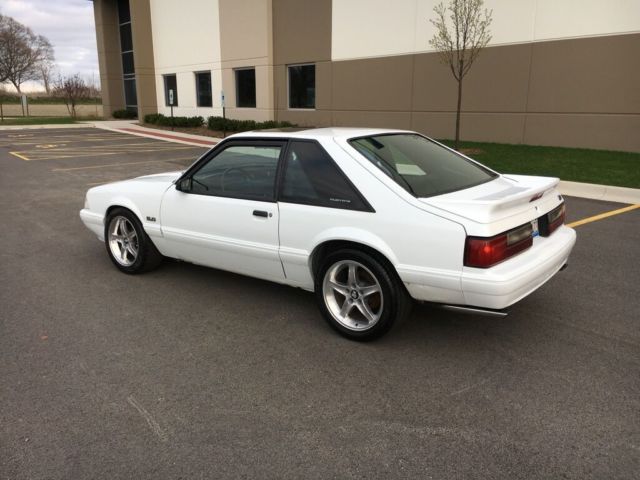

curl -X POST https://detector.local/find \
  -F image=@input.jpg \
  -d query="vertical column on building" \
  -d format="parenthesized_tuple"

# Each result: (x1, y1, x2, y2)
(93, 0, 126, 117)
(129, 0, 158, 119)
(218, 0, 276, 122)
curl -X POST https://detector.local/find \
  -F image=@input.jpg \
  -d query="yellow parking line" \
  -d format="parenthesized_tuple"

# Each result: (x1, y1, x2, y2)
(567, 204, 640, 228)
(53, 157, 195, 172)
(20, 146, 197, 161)
(9, 151, 30, 161)
(0, 136, 133, 146)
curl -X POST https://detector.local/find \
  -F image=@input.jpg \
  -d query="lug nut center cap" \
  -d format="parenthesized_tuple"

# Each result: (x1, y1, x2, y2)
(350, 290, 359, 300)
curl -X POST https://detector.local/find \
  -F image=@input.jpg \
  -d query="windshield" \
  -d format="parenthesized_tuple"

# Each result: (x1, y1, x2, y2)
(349, 134, 497, 197)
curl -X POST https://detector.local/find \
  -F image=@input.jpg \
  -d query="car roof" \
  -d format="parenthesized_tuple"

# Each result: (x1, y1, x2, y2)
(227, 127, 412, 141)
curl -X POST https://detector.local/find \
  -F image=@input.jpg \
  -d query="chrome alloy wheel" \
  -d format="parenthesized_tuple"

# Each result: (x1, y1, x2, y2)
(108, 216, 139, 267)
(322, 260, 384, 331)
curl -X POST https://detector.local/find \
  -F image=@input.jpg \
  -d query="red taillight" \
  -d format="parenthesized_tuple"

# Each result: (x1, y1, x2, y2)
(464, 223, 533, 268)
(547, 203, 565, 235)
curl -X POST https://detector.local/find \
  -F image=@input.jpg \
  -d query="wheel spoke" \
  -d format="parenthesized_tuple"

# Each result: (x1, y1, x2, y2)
(126, 244, 137, 256)
(360, 284, 380, 297)
(111, 219, 120, 237)
(348, 264, 357, 287)
(329, 280, 349, 297)
(356, 300, 377, 323)
(120, 245, 128, 261)
(339, 299, 353, 318)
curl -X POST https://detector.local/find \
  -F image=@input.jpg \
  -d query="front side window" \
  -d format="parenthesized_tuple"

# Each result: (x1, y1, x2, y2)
(190, 144, 282, 201)
(195, 71, 212, 107)
(163, 74, 178, 106)
(280, 141, 369, 211)
(349, 134, 497, 198)
(235, 68, 256, 108)
(288, 64, 315, 109)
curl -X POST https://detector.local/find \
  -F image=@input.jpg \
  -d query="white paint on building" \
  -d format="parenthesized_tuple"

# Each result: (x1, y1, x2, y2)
(332, 0, 640, 61)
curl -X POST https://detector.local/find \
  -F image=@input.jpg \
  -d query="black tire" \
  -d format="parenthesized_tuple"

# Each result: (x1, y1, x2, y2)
(315, 248, 412, 341)
(104, 207, 163, 274)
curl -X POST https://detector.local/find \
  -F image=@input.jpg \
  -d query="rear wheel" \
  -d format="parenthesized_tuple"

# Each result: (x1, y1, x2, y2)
(315, 249, 411, 341)
(105, 208, 162, 274)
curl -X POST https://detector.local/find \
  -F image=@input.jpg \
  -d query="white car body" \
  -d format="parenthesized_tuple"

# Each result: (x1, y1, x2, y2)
(80, 128, 576, 311)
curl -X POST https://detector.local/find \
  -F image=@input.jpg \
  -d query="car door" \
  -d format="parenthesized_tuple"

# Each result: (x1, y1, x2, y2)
(160, 140, 286, 282)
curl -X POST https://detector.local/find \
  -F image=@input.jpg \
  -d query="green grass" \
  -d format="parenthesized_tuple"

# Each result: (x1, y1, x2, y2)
(0, 116, 77, 125)
(0, 97, 102, 105)
(438, 140, 640, 189)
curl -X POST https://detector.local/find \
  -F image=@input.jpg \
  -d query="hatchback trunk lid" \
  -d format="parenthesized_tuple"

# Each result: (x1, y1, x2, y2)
(420, 174, 559, 224)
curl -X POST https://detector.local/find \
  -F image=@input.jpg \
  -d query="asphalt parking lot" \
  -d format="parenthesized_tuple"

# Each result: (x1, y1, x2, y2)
(1, 127, 639, 479)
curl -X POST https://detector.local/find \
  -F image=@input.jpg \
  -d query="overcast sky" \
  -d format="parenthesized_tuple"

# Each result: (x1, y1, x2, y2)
(1, 0, 99, 91)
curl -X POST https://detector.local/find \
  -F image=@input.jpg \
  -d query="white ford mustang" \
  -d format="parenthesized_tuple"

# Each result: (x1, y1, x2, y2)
(80, 128, 576, 340)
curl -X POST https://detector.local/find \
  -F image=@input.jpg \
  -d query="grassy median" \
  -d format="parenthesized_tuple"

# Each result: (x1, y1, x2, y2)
(439, 140, 640, 189)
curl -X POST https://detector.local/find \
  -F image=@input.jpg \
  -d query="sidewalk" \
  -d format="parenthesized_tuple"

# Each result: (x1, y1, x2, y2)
(89, 120, 220, 147)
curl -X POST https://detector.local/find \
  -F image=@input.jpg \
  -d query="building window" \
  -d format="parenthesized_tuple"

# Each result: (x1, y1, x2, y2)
(121, 51, 134, 76)
(163, 74, 178, 106)
(288, 64, 315, 109)
(235, 68, 256, 108)
(124, 79, 137, 108)
(195, 71, 212, 107)
(117, 0, 136, 112)
(117, 0, 131, 23)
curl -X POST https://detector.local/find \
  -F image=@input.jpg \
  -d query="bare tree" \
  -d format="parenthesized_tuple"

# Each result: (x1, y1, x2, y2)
(0, 16, 9, 84)
(0, 14, 55, 93)
(429, 0, 492, 149)
(39, 42, 56, 94)
(54, 74, 90, 117)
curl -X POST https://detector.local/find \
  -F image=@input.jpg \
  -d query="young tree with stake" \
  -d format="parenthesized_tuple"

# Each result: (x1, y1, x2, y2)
(429, 0, 492, 150)
(54, 74, 90, 118)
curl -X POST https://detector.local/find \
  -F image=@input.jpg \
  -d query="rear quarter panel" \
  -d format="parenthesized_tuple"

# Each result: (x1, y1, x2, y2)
(279, 138, 467, 303)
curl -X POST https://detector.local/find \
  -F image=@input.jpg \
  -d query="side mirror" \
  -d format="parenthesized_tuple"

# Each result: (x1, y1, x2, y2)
(176, 177, 192, 192)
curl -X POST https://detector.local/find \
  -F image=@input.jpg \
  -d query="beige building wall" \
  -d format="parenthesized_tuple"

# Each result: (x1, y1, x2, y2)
(149, 0, 223, 118)
(272, 0, 333, 126)
(325, 0, 640, 152)
(325, 33, 640, 152)
(219, 0, 274, 122)
(94, 0, 640, 152)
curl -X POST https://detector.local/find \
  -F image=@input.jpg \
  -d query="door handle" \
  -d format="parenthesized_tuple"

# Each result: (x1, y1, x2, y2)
(253, 210, 269, 218)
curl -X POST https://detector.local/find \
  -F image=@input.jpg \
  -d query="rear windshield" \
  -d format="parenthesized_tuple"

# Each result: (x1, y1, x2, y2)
(349, 134, 497, 197)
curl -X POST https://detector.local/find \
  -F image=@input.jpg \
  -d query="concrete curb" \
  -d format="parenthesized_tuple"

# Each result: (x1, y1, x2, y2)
(0, 123, 95, 130)
(559, 181, 640, 205)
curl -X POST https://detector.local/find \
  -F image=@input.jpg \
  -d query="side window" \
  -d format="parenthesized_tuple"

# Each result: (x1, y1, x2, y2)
(280, 141, 370, 211)
(191, 144, 281, 201)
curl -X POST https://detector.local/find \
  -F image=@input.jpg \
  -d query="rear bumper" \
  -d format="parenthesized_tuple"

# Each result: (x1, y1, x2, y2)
(460, 225, 576, 309)
(80, 209, 104, 241)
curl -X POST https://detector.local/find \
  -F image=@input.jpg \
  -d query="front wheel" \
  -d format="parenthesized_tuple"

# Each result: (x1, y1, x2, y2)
(105, 208, 162, 274)
(315, 249, 411, 341)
